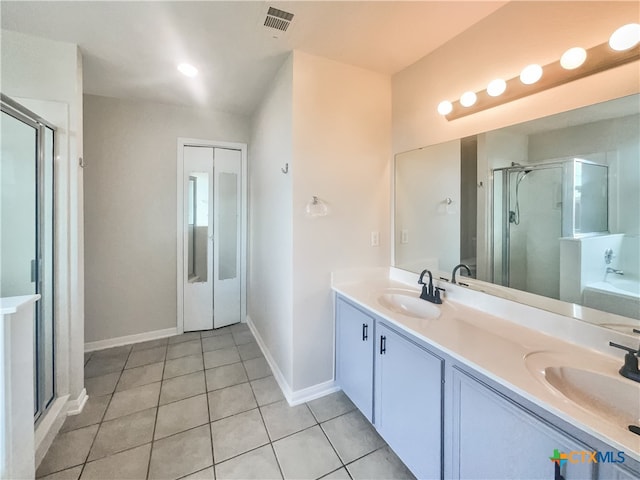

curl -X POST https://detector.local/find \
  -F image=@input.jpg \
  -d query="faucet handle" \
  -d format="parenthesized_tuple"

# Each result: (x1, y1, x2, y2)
(609, 341, 639, 355)
(633, 328, 640, 335)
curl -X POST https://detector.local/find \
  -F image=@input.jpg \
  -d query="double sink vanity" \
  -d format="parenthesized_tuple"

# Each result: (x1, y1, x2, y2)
(332, 267, 640, 480)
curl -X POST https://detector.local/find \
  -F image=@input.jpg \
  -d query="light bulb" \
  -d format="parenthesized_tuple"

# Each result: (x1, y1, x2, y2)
(520, 64, 543, 85)
(177, 63, 198, 77)
(437, 100, 453, 115)
(460, 91, 477, 107)
(487, 79, 506, 97)
(560, 47, 587, 69)
(609, 23, 640, 51)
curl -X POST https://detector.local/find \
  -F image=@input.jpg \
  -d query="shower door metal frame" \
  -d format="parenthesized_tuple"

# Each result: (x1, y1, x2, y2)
(1, 94, 57, 424)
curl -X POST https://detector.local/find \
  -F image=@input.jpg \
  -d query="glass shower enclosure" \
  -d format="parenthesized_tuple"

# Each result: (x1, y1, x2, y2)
(1, 95, 56, 423)
(492, 159, 608, 299)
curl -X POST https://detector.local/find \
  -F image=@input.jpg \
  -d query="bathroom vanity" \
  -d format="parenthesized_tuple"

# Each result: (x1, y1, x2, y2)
(333, 268, 640, 480)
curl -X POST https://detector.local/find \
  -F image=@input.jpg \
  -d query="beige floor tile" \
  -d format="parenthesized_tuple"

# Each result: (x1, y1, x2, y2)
(84, 355, 126, 378)
(103, 382, 160, 420)
(180, 466, 215, 479)
(232, 329, 254, 346)
(208, 383, 257, 421)
(321, 410, 385, 464)
(154, 394, 209, 440)
(205, 362, 247, 391)
(273, 426, 341, 479)
(243, 357, 271, 381)
(168, 332, 202, 344)
(321, 468, 351, 479)
(81, 444, 151, 480)
(307, 390, 356, 423)
(61, 394, 111, 433)
(36, 425, 99, 477)
(250, 376, 284, 406)
(125, 345, 166, 369)
(160, 370, 206, 405)
(201, 333, 235, 352)
(167, 339, 202, 360)
(88, 408, 156, 461)
(164, 354, 204, 379)
(346, 446, 415, 480)
(237, 342, 262, 361)
(211, 408, 269, 462)
(148, 425, 213, 480)
(203, 346, 241, 369)
(116, 361, 164, 391)
(84, 372, 120, 397)
(260, 400, 316, 441)
(215, 445, 282, 480)
(37, 465, 83, 480)
(132, 337, 169, 352)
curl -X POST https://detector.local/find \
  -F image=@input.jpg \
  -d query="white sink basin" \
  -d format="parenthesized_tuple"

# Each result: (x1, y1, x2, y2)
(377, 290, 441, 319)
(525, 351, 640, 430)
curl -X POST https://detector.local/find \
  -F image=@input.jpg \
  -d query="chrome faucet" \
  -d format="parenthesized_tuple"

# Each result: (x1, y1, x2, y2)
(606, 267, 624, 276)
(451, 263, 471, 285)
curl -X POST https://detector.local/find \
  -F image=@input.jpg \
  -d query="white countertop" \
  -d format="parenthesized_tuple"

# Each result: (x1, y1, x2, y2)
(332, 268, 640, 462)
(0, 295, 40, 315)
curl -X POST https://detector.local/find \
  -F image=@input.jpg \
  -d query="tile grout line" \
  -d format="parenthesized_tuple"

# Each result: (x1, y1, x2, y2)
(202, 334, 217, 477)
(239, 337, 286, 480)
(145, 344, 167, 480)
(77, 344, 134, 479)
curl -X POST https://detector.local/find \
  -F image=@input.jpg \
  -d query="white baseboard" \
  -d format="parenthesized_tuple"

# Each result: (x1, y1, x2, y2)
(289, 380, 340, 406)
(245, 316, 338, 406)
(66, 388, 88, 415)
(84, 327, 178, 352)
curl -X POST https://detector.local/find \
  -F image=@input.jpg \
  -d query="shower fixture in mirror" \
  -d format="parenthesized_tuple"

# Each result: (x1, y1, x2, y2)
(394, 93, 640, 332)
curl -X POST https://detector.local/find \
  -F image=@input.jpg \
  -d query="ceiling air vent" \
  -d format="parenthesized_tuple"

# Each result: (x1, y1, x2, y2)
(264, 6, 294, 32)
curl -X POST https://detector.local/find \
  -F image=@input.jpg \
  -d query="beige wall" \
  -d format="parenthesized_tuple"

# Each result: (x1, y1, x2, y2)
(248, 55, 295, 386)
(392, 1, 640, 153)
(291, 51, 391, 391)
(83, 94, 249, 342)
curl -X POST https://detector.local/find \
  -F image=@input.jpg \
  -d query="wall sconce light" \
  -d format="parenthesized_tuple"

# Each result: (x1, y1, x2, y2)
(439, 23, 640, 121)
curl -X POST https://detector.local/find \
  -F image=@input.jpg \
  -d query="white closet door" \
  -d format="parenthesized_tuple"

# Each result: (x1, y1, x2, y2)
(183, 146, 214, 331)
(213, 148, 242, 328)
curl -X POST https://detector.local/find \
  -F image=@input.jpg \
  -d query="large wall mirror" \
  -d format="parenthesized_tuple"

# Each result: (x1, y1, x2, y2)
(394, 93, 639, 334)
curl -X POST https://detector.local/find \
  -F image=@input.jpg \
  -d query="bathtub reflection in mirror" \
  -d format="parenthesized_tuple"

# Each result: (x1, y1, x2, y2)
(394, 93, 640, 331)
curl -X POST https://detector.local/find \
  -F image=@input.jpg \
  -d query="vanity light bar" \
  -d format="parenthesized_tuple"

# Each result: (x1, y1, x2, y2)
(441, 25, 640, 121)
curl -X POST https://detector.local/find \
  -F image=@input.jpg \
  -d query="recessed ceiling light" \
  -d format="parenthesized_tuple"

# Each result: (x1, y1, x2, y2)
(609, 23, 640, 51)
(177, 63, 198, 78)
(520, 64, 543, 85)
(460, 91, 477, 107)
(437, 100, 453, 115)
(487, 79, 507, 97)
(560, 47, 587, 70)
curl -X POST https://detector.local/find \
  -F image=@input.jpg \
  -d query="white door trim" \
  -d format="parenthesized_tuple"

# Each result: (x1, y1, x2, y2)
(176, 138, 247, 334)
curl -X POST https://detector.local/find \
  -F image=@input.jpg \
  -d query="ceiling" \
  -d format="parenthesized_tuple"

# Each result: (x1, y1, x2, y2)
(1, 1, 506, 115)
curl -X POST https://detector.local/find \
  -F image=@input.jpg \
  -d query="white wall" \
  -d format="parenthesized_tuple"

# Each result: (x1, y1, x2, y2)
(395, 140, 461, 274)
(291, 51, 391, 391)
(247, 55, 294, 386)
(392, 1, 640, 153)
(83, 94, 249, 342)
(1, 28, 84, 464)
(248, 51, 391, 395)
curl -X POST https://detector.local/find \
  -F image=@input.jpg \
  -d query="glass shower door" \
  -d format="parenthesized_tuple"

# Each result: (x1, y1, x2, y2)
(1, 103, 56, 422)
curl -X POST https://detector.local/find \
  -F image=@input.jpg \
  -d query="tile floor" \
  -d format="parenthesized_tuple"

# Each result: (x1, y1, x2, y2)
(37, 323, 415, 480)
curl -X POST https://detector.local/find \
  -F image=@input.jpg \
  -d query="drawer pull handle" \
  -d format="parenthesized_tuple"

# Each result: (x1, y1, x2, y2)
(380, 335, 386, 354)
(362, 323, 368, 341)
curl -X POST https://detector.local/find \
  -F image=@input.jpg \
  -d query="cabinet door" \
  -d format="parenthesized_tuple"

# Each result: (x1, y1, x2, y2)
(451, 368, 594, 480)
(375, 323, 443, 480)
(597, 462, 640, 480)
(336, 297, 374, 421)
